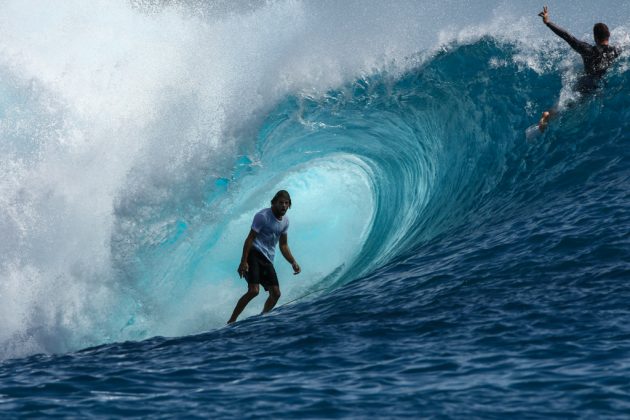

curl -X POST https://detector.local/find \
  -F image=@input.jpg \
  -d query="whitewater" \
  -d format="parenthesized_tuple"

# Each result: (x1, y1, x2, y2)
(1, 0, 629, 417)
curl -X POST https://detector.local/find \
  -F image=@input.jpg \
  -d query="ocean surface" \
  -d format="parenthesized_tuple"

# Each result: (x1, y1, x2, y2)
(1, 0, 629, 417)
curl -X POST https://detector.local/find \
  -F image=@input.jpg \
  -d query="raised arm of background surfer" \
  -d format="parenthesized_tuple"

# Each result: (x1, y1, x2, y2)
(228, 190, 300, 324)
(539, 6, 590, 57)
(537, 6, 621, 132)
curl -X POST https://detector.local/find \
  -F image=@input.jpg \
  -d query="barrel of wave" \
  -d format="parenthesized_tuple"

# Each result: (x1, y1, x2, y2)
(139, 154, 376, 335)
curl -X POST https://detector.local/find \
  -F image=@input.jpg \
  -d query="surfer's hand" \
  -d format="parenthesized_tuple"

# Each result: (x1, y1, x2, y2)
(538, 6, 549, 24)
(291, 261, 301, 275)
(238, 261, 248, 278)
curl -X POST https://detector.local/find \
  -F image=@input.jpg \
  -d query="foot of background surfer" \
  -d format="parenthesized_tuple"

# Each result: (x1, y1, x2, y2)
(526, 109, 554, 140)
(538, 110, 553, 132)
(525, 111, 552, 141)
(534, 107, 559, 135)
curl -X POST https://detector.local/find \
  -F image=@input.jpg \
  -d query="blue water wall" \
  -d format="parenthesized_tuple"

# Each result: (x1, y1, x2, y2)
(0, 0, 628, 360)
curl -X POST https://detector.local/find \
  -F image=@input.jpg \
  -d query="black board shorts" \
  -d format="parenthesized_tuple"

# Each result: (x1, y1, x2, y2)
(245, 249, 279, 291)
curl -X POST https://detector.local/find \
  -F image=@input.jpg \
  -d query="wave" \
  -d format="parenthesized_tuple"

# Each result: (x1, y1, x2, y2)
(0, 0, 628, 360)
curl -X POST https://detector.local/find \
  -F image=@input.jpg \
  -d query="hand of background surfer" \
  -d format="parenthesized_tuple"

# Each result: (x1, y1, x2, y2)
(538, 6, 549, 24)
(237, 261, 249, 278)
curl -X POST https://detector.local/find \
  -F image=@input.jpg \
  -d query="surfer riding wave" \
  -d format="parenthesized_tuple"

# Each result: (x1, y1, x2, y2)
(537, 6, 621, 132)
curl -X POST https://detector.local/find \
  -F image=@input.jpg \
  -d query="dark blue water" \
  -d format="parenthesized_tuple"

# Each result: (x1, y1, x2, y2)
(1, 3, 630, 418)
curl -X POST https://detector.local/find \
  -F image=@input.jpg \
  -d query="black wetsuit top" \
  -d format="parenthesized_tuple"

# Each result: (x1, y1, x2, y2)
(546, 22, 620, 92)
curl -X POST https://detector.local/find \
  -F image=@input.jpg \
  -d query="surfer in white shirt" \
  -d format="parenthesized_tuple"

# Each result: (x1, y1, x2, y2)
(228, 190, 301, 324)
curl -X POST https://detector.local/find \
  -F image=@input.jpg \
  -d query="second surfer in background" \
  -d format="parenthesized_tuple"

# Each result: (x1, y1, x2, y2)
(537, 6, 621, 132)
(227, 190, 301, 324)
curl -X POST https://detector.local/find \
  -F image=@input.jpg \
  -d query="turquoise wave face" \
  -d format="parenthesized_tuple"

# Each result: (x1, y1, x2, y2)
(0, 29, 628, 415)
(249, 40, 544, 273)
(2, 30, 628, 357)
(110, 39, 629, 342)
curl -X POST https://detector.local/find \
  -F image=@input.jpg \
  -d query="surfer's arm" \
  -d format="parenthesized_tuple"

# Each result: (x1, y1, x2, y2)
(279, 233, 300, 275)
(539, 7, 590, 55)
(237, 229, 257, 278)
(545, 21, 591, 55)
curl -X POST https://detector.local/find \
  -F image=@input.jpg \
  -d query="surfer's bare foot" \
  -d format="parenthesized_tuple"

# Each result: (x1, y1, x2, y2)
(538, 111, 550, 132)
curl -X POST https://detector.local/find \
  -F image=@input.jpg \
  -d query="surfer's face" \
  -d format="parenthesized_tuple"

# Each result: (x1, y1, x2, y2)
(272, 198, 290, 217)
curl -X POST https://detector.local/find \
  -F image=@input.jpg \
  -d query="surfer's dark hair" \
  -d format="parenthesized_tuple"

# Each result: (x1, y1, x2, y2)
(271, 190, 292, 208)
(593, 23, 610, 42)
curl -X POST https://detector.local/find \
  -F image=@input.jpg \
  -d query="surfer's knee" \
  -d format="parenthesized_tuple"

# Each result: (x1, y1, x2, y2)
(246, 284, 259, 298)
(269, 287, 281, 300)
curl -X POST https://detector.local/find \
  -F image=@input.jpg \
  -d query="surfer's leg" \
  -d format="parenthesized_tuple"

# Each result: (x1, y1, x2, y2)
(538, 106, 560, 132)
(228, 283, 259, 324)
(262, 286, 281, 314)
(539, 78, 595, 133)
